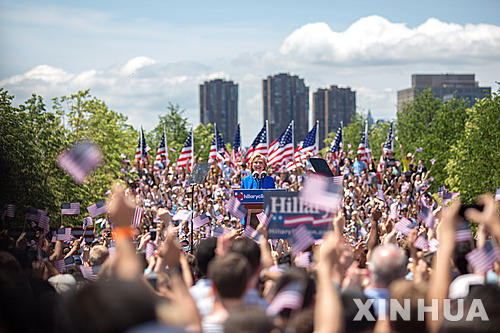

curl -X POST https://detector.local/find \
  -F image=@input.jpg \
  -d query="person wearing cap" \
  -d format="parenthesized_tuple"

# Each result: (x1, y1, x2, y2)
(241, 154, 275, 190)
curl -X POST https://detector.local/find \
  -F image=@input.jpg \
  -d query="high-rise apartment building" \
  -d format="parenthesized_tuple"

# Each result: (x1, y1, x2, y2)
(313, 85, 356, 150)
(263, 73, 309, 145)
(200, 79, 238, 146)
(397, 74, 491, 111)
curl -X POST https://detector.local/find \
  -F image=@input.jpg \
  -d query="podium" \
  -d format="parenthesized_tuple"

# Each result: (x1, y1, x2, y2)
(233, 189, 284, 228)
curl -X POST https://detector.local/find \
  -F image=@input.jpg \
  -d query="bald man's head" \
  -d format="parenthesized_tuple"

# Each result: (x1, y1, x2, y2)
(369, 244, 407, 288)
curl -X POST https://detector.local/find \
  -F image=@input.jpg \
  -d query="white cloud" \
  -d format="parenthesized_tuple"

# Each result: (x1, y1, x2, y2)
(280, 16, 500, 65)
(1, 16, 499, 145)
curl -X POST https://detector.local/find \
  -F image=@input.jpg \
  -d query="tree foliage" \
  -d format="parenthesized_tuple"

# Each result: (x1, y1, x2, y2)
(322, 112, 391, 162)
(146, 102, 190, 162)
(397, 87, 499, 201)
(445, 89, 500, 202)
(1, 89, 137, 227)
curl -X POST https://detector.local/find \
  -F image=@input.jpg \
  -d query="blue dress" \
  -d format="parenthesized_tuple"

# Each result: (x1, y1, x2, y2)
(241, 175, 276, 189)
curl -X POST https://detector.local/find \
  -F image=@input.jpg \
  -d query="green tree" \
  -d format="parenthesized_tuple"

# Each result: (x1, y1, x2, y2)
(147, 102, 190, 161)
(52, 90, 137, 225)
(445, 88, 500, 202)
(397, 89, 470, 192)
(1, 89, 67, 227)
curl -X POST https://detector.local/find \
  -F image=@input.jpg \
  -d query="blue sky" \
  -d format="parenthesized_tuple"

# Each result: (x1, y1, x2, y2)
(1, 0, 499, 145)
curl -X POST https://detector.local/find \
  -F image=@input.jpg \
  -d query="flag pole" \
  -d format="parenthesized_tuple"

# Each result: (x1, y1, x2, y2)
(315, 120, 319, 155)
(265, 120, 269, 158)
(191, 127, 194, 172)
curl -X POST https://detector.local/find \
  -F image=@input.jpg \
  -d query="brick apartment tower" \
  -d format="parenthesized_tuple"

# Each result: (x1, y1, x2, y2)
(200, 79, 238, 147)
(313, 85, 356, 150)
(263, 73, 309, 145)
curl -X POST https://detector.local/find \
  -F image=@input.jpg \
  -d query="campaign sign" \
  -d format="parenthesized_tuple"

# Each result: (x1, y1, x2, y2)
(264, 191, 332, 240)
(233, 189, 286, 203)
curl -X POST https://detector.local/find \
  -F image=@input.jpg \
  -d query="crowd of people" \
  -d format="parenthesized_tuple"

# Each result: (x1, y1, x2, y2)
(1, 142, 500, 333)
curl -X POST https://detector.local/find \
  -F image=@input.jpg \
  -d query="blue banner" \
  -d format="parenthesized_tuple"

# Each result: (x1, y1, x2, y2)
(264, 191, 332, 239)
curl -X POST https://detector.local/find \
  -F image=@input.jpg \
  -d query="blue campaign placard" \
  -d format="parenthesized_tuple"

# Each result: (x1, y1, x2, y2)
(264, 191, 332, 239)
(233, 189, 286, 203)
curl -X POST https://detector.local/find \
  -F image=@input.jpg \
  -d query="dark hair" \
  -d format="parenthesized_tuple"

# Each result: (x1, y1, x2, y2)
(195, 237, 217, 278)
(57, 279, 158, 333)
(228, 238, 261, 276)
(208, 253, 251, 299)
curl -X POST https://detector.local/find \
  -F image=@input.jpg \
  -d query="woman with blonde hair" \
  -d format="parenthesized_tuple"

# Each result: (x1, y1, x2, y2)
(241, 153, 275, 189)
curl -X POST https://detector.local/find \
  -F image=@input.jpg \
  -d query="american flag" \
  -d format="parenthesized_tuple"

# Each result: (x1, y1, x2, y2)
(212, 226, 230, 238)
(376, 189, 386, 202)
(242, 226, 261, 243)
(61, 202, 80, 215)
(53, 259, 66, 273)
(57, 140, 103, 184)
(268, 122, 294, 167)
(389, 204, 398, 220)
(292, 225, 315, 256)
(394, 217, 416, 236)
(204, 225, 212, 237)
(132, 207, 143, 228)
(416, 147, 423, 153)
(146, 241, 156, 260)
(300, 174, 342, 213)
(443, 192, 460, 205)
(26, 207, 47, 221)
(413, 233, 429, 250)
(418, 198, 435, 229)
(428, 238, 439, 252)
(246, 123, 268, 162)
(357, 121, 371, 166)
(225, 196, 247, 221)
(172, 209, 191, 221)
(377, 122, 394, 173)
(437, 185, 447, 198)
(2, 204, 15, 219)
(266, 281, 304, 316)
(156, 125, 169, 166)
(193, 213, 210, 230)
(495, 189, 500, 202)
(257, 210, 271, 228)
(56, 227, 72, 241)
(87, 199, 107, 218)
(296, 252, 313, 269)
(209, 126, 230, 164)
(329, 124, 343, 161)
(455, 221, 473, 242)
(80, 266, 98, 281)
(135, 127, 149, 162)
(383, 122, 394, 155)
(230, 124, 242, 166)
(294, 123, 317, 164)
(83, 216, 93, 229)
(177, 129, 194, 172)
(135, 132, 142, 160)
(284, 214, 314, 226)
(39, 215, 50, 233)
(465, 240, 499, 273)
(120, 153, 127, 159)
(430, 158, 436, 165)
(213, 210, 224, 223)
(312, 213, 333, 226)
(333, 175, 343, 186)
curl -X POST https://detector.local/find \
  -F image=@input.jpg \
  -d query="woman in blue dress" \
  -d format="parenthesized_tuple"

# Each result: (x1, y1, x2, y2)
(241, 153, 276, 189)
